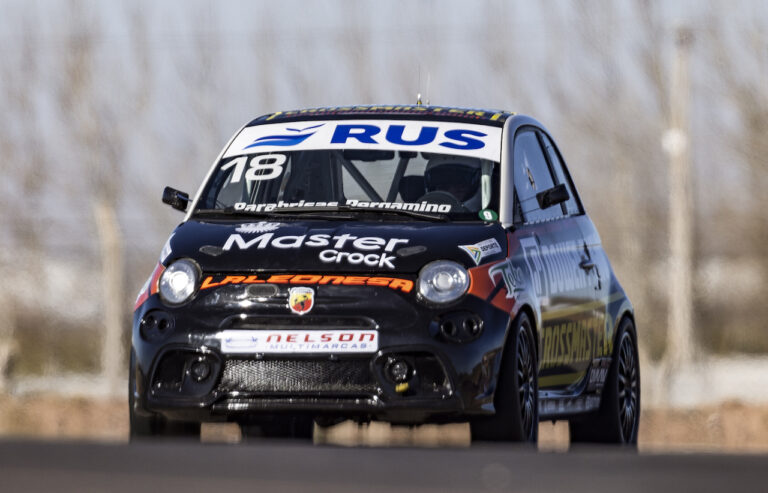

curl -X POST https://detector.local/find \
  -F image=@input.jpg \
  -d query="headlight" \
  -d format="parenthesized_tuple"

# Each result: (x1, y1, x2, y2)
(417, 260, 469, 304)
(158, 259, 199, 305)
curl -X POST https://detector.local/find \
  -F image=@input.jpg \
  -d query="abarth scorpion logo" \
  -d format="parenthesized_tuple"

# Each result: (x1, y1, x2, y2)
(288, 287, 315, 315)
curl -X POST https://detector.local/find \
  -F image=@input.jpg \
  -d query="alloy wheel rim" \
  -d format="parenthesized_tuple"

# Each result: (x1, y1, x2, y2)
(617, 332, 638, 442)
(516, 326, 535, 439)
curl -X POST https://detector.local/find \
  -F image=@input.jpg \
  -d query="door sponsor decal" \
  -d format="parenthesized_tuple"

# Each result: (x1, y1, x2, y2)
(486, 237, 597, 300)
(519, 236, 591, 297)
(540, 319, 608, 369)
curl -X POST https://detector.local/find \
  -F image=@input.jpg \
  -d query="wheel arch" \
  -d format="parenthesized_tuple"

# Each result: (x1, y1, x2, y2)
(610, 302, 637, 357)
(496, 302, 540, 384)
(516, 303, 539, 362)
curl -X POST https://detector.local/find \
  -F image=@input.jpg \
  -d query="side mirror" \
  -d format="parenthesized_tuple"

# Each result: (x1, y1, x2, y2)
(162, 186, 190, 212)
(536, 183, 570, 210)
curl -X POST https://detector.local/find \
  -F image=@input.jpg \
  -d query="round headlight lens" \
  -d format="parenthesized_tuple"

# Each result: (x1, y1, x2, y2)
(158, 259, 199, 305)
(417, 260, 470, 304)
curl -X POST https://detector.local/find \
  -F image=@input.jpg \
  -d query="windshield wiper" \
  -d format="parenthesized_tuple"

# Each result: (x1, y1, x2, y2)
(288, 205, 450, 221)
(366, 208, 451, 222)
(194, 206, 450, 222)
(193, 208, 354, 220)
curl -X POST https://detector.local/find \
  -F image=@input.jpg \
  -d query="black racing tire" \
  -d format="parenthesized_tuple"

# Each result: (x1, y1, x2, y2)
(569, 317, 640, 446)
(241, 416, 314, 441)
(470, 312, 538, 444)
(129, 349, 201, 442)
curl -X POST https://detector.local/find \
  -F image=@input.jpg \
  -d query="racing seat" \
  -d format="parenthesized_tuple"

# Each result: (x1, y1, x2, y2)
(398, 175, 426, 202)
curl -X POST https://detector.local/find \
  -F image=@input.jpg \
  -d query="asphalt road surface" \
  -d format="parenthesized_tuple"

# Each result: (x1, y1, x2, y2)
(0, 439, 766, 493)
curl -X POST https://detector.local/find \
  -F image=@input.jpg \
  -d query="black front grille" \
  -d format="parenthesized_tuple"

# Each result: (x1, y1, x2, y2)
(219, 358, 376, 394)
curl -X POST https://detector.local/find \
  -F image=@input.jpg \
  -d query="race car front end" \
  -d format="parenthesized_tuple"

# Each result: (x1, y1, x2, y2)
(131, 222, 513, 426)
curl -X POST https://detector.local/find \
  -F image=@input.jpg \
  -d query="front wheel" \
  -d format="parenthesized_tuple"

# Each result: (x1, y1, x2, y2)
(471, 312, 538, 443)
(569, 317, 640, 446)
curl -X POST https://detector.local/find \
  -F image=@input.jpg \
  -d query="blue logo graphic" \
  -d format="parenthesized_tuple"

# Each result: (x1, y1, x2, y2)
(244, 123, 324, 149)
(329, 124, 487, 150)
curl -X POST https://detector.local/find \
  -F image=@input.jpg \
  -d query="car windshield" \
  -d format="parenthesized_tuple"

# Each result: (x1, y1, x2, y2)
(195, 119, 501, 221)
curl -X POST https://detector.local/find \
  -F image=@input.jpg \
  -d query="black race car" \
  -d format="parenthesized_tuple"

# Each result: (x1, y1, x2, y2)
(131, 105, 640, 445)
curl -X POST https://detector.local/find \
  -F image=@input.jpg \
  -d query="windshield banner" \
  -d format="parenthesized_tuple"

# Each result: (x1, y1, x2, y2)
(224, 119, 502, 162)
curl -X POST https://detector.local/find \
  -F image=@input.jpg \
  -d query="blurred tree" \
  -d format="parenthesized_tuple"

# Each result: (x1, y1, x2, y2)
(54, 1, 153, 392)
(541, 0, 672, 359)
(0, 13, 46, 388)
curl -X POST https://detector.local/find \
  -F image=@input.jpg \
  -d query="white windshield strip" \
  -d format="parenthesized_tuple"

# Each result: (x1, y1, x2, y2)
(224, 119, 502, 162)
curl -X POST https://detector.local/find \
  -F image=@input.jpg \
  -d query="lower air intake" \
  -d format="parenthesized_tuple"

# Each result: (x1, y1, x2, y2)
(219, 359, 376, 394)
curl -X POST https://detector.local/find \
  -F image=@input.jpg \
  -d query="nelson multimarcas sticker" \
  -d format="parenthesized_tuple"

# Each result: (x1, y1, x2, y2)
(459, 238, 502, 266)
(289, 286, 315, 315)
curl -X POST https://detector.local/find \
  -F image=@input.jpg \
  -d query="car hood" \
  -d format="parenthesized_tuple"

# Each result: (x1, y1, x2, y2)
(163, 218, 508, 274)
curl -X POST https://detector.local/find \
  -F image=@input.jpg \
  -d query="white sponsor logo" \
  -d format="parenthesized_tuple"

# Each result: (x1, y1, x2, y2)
(318, 249, 397, 269)
(222, 232, 409, 270)
(345, 199, 451, 213)
(519, 236, 591, 297)
(218, 329, 378, 354)
(236, 222, 281, 233)
(224, 119, 502, 162)
(459, 238, 502, 265)
(489, 259, 525, 298)
(234, 201, 338, 212)
(233, 199, 451, 214)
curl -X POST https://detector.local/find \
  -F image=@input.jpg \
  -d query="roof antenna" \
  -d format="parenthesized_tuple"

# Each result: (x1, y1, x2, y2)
(416, 65, 422, 105)
(416, 67, 431, 106)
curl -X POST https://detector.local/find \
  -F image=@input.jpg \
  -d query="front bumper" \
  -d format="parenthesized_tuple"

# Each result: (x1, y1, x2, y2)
(132, 283, 511, 424)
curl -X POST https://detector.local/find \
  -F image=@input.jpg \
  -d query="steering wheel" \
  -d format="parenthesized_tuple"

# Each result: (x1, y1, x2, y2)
(416, 191, 466, 212)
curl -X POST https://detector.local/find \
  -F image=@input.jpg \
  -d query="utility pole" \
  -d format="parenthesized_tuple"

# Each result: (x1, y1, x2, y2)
(663, 27, 695, 369)
(95, 200, 125, 395)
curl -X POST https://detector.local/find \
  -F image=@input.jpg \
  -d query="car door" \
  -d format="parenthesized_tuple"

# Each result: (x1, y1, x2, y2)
(539, 132, 612, 374)
(510, 128, 597, 390)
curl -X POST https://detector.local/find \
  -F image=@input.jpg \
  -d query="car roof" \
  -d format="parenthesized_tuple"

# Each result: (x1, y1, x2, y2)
(248, 105, 515, 127)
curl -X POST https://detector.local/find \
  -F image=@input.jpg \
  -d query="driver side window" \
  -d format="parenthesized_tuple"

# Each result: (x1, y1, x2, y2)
(513, 130, 564, 224)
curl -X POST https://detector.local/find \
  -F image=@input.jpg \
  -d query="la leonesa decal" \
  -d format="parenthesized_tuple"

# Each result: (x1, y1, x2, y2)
(200, 274, 414, 293)
(223, 231, 409, 269)
(459, 238, 502, 265)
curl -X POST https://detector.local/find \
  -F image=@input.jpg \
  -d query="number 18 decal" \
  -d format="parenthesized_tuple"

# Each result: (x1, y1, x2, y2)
(221, 154, 286, 183)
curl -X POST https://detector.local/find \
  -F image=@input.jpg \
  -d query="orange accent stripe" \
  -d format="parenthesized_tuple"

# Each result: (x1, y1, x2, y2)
(134, 262, 165, 311)
(149, 263, 165, 295)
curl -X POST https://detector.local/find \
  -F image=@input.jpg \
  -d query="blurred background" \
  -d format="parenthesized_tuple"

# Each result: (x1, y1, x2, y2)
(0, 0, 766, 449)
